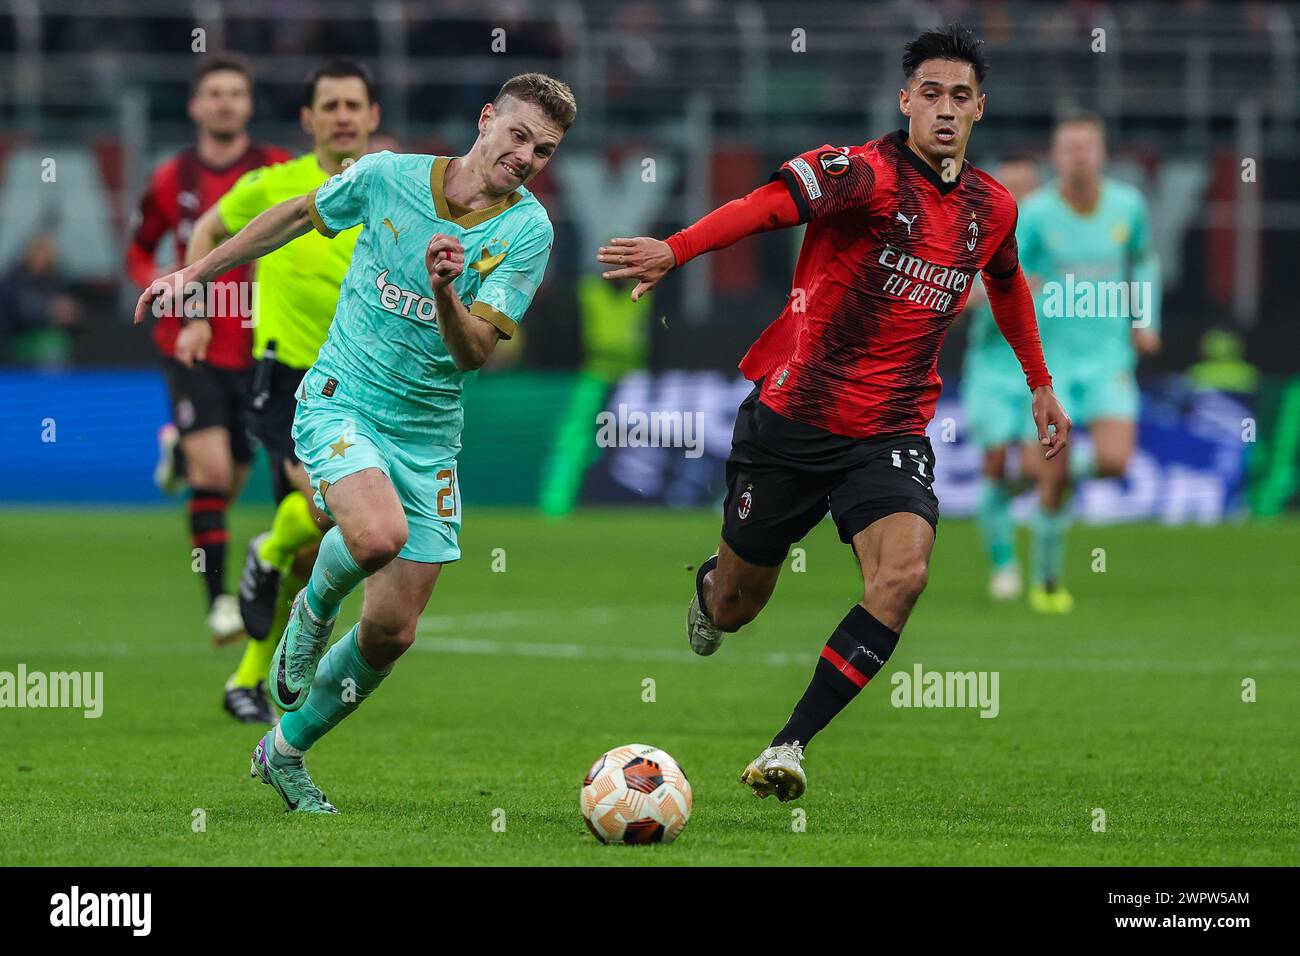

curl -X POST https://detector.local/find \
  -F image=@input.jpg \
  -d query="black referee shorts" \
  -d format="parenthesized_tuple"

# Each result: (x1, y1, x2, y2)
(720, 385, 940, 567)
(244, 358, 308, 504)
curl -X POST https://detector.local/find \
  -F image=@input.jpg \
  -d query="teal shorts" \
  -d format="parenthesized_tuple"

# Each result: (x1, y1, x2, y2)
(963, 360, 1138, 448)
(962, 361, 1036, 449)
(292, 369, 461, 565)
(1052, 363, 1139, 426)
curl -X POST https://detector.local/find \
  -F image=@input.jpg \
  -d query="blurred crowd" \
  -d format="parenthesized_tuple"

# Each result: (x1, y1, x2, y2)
(5, 0, 1287, 121)
(0, 234, 81, 370)
(0, 0, 1292, 375)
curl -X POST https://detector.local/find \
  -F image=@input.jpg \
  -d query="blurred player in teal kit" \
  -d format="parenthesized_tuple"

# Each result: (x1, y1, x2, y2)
(137, 73, 577, 812)
(966, 114, 1161, 611)
(960, 156, 1042, 601)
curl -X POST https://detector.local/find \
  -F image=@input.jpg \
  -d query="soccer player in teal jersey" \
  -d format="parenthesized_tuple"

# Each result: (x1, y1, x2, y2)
(136, 73, 576, 813)
(1015, 113, 1161, 612)
(187, 59, 379, 725)
(960, 156, 1042, 601)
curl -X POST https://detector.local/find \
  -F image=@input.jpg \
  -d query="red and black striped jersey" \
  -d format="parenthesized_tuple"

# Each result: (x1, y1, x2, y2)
(739, 130, 1027, 438)
(127, 143, 290, 370)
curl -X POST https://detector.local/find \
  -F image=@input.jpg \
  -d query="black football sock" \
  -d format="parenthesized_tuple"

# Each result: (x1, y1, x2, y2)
(772, 604, 900, 748)
(695, 554, 719, 619)
(188, 487, 229, 606)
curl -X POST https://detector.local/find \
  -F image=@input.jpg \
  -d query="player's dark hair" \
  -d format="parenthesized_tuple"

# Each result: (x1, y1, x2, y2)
(902, 24, 987, 85)
(304, 58, 377, 108)
(192, 53, 253, 95)
(998, 149, 1039, 166)
(493, 73, 577, 132)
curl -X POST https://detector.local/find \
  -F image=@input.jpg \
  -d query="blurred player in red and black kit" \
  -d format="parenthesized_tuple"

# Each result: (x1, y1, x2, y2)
(127, 54, 290, 651)
(600, 25, 1072, 801)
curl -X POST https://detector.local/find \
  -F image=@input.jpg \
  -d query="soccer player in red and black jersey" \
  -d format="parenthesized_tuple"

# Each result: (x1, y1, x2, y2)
(598, 25, 1072, 801)
(127, 54, 290, 665)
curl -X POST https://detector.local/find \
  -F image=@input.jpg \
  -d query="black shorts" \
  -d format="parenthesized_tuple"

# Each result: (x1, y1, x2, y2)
(244, 358, 307, 503)
(721, 386, 940, 567)
(162, 357, 254, 465)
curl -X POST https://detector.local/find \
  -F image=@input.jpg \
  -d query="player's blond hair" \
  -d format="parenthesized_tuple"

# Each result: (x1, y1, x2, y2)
(493, 73, 577, 132)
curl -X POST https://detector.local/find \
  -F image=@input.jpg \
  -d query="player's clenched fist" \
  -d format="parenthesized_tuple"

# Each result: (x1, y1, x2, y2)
(597, 237, 675, 302)
(426, 234, 465, 290)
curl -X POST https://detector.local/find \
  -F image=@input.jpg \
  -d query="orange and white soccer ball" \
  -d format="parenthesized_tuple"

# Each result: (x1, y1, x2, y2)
(580, 743, 693, 844)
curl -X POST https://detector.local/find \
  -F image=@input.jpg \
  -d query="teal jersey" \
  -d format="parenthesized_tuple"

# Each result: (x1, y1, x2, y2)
(1017, 177, 1160, 372)
(306, 150, 553, 452)
(961, 277, 1024, 379)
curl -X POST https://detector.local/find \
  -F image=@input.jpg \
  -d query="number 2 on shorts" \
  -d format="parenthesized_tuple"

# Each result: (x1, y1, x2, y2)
(435, 468, 458, 518)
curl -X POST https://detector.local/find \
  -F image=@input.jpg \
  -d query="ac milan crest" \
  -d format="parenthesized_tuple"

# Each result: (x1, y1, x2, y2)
(738, 487, 754, 520)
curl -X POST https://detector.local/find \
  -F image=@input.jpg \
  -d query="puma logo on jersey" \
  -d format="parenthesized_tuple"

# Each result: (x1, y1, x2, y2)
(382, 218, 408, 243)
(895, 211, 918, 235)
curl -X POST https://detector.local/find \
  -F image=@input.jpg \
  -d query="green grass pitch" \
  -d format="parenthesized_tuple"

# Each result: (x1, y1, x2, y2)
(0, 507, 1296, 866)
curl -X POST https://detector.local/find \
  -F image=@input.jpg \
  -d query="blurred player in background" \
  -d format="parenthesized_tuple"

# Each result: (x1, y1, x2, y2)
(136, 73, 574, 813)
(1016, 114, 1161, 613)
(127, 55, 290, 644)
(960, 156, 1041, 600)
(184, 59, 379, 724)
(599, 26, 1070, 801)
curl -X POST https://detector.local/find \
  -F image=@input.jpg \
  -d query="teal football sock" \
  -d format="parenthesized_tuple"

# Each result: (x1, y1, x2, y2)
(1030, 506, 1073, 586)
(277, 625, 390, 752)
(975, 479, 1016, 569)
(305, 525, 366, 620)
(1069, 442, 1096, 481)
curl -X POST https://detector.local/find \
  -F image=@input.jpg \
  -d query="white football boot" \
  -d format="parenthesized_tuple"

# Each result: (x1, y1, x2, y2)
(740, 741, 807, 802)
(989, 563, 1023, 601)
(207, 593, 246, 645)
(153, 423, 185, 496)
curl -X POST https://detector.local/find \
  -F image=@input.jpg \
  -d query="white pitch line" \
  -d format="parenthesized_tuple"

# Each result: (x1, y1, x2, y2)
(2, 606, 1296, 677)
(410, 634, 1300, 676)
(411, 636, 703, 665)
(416, 605, 628, 633)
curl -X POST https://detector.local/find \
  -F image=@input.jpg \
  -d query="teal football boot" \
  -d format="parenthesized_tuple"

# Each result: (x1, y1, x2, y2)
(250, 730, 339, 814)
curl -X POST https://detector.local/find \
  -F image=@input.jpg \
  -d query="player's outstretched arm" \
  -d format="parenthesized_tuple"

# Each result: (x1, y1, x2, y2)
(597, 237, 675, 302)
(597, 179, 801, 302)
(133, 194, 313, 325)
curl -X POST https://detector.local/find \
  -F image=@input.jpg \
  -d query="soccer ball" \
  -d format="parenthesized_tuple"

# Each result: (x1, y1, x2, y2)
(580, 743, 693, 844)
